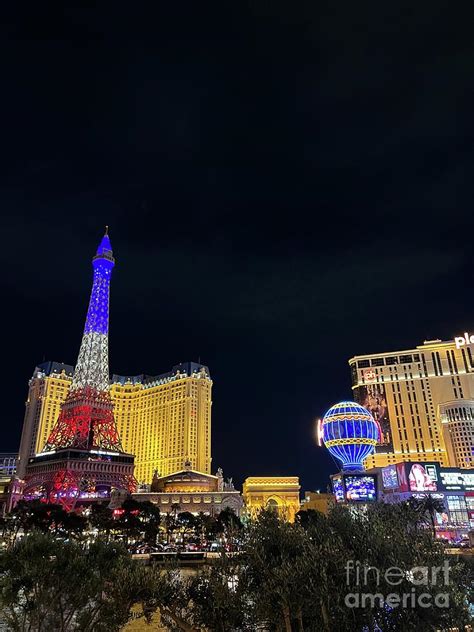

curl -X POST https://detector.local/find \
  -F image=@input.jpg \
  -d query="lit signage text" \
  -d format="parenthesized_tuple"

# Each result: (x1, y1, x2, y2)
(440, 471, 474, 491)
(455, 332, 474, 349)
(363, 369, 376, 381)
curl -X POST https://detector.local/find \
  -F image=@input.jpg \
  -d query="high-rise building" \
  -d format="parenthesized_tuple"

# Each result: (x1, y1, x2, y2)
(0, 454, 17, 479)
(111, 363, 212, 482)
(18, 361, 212, 484)
(0, 453, 17, 515)
(349, 335, 474, 470)
(439, 400, 474, 469)
(21, 230, 135, 509)
(17, 362, 74, 479)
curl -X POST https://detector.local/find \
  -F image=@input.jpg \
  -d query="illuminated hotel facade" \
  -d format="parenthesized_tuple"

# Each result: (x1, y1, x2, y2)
(18, 360, 212, 484)
(349, 335, 474, 470)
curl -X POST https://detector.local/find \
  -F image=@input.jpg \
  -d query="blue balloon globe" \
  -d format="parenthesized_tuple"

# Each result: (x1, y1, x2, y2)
(321, 401, 380, 472)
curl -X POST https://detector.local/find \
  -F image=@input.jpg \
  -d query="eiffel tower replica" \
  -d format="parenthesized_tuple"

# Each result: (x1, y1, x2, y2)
(23, 229, 136, 510)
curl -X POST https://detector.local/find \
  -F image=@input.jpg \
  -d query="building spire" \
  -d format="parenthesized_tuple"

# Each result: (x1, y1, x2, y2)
(24, 229, 135, 509)
(95, 227, 114, 261)
(43, 228, 122, 451)
(70, 229, 115, 391)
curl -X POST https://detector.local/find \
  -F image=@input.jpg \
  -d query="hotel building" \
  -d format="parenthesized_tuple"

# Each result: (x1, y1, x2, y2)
(17, 360, 212, 483)
(132, 464, 243, 516)
(349, 335, 474, 470)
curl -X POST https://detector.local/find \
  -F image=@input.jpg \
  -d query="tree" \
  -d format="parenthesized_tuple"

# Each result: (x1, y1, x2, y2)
(114, 498, 142, 545)
(59, 511, 87, 538)
(239, 509, 310, 632)
(409, 494, 446, 538)
(3, 501, 472, 632)
(320, 502, 472, 632)
(0, 531, 144, 631)
(137, 500, 161, 545)
(188, 554, 251, 631)
(161, 504, 181, 545)
(217, 507, 243, 552)
(88, 502, 114, 541)
(130, 565, 201, 632)
(195, 512, 222, 544)
(176, 511, 198, 543)
(230, 504, 472, 631)
(5, 501, 86, 543)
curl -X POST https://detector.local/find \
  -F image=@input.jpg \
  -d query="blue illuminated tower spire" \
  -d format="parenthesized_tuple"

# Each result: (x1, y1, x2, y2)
(43, 228, 123, 452)
(72, 227, 115, 392)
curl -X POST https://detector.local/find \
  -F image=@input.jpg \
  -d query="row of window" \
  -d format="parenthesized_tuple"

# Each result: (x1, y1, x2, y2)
(357, 354, 420, 368)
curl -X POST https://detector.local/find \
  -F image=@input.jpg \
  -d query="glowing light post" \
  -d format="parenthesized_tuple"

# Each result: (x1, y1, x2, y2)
(319, 401, 381, 503)
(22, 229, 136, 510)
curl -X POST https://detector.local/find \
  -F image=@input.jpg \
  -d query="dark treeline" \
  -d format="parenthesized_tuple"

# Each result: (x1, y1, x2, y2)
(0, 501, 472, 631)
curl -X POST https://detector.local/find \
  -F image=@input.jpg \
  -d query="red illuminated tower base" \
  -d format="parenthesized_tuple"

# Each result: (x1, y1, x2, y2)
(22, 230, 136, 510)
(23, 449, 135, 511)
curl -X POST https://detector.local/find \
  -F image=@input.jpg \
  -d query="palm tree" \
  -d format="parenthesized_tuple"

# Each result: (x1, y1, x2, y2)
(89, 502, 114, 541)
(423, 494, 445, 538)
(217, 507, 242, 552)
(138, 501, 161, 545)
(163, 504, 181, 544)
(177, 511, 198, 544)
(409, 494, 445, 538)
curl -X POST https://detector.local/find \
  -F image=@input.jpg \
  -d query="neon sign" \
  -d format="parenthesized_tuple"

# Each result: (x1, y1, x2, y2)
(440, 471, 474, 491)
(455, 332, 474, 349)
(316, 419, 323, 446)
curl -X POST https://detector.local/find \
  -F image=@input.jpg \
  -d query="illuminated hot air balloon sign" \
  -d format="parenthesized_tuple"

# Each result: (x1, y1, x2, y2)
(320, 401, 380, 472)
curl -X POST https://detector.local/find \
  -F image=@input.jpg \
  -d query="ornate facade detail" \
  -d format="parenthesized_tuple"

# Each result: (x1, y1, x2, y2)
(135, 467, 243, 516)
(242, 476, 301, 522)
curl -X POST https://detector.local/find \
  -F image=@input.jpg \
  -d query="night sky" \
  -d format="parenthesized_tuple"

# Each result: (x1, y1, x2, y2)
(2, 3, 474, 491)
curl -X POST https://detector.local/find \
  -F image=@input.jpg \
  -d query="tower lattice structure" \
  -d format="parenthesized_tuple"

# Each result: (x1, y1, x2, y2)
(22, 229, 135, 510)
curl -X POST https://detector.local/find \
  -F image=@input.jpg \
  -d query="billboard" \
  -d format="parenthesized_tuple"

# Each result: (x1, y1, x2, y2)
(355, 383, 393, 452)
(344, 474, 377, 502)
(391, 463, 474, 493)
(408, 463, 438, 492)
(395, 462, 438, 492)
(382, 464, 398, 489)
(438, 469, 474, 491)
(331, 476, 344, 503)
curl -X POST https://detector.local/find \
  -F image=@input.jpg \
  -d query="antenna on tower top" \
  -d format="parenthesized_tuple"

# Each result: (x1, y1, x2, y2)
(105, 225, 109, 235)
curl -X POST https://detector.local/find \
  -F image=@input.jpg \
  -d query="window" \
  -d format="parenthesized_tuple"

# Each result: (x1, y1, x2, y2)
(446, 496, 468, 525)
(371, 358, 385, 367)
(399, 355, 413, 364)
(357, 360, 370, 368)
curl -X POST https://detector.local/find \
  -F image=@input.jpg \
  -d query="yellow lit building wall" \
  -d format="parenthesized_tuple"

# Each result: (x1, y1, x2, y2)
(300, 491, 334, 515)
(17, 365, 73, 478)
(242, 476, 301, 523)
(349, 338, 474, 470)
(17, 363, 212, 484)
(111, 370, 212, 483)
